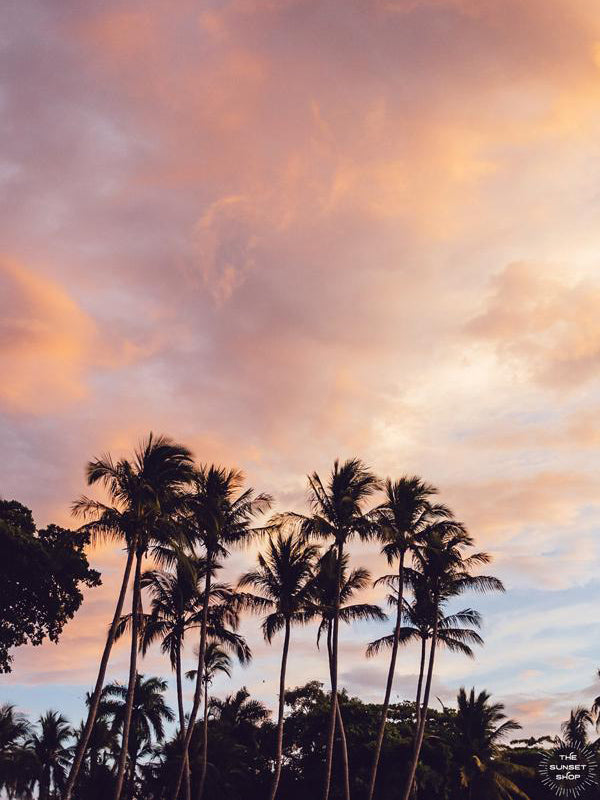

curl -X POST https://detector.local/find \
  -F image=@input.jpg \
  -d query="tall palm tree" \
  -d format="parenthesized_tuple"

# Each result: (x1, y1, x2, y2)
(308, 549, 386, 800)
(239, 531, 319, 800)
(401, 520, 505, 800)
(186, 642, 233, 800)
(365, 477, 449, 800)
(29, 711, 72, 800)
(454, 688, 530, 800)
(368, 573, 483, 728)
(173, 466, 272, 800)
(100, 675, 175, 800)
(116, 558, 250, 800)
(114, 554, 198, 800)
(65, 433, 194, 800)
(292, 458, 380, 800)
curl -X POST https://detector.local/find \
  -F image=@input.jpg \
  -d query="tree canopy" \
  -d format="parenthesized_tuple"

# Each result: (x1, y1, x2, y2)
(0, 499, 101, 672)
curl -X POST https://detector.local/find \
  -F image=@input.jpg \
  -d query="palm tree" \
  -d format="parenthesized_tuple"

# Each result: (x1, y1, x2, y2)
(173, 466, 271, 799)
(65, 433, 194, 800)
(186, 642, 233, 800)
(401, 520, 505, 800)
(368, 573, 483, 728)
(292, 458, 380, 800)
(113, 554, 198, 800)
(0, 703, 33, 798)
(308, 549, 386, 800)
(115, 569, 250, 800)
(239, 532, 319, 800)
(365, 477, 449, 800)
(561, 707, 594, 748)
(100, 675, 175, 800)
(29, 711, 72, 800)
(454, 688, 530, 800)
(210, 686, 270, 731)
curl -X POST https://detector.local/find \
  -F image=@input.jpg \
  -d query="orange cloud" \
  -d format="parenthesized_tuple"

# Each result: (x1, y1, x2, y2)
(467, 262, 600, 388)
(0, 259, 97, 412)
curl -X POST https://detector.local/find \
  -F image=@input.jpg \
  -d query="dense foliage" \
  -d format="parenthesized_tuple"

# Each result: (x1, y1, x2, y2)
(3, 681, 599, 799)
(0, 500, 101, 672)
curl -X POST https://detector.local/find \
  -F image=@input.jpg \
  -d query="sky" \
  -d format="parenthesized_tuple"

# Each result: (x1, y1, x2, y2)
(2, 0, 600, 739)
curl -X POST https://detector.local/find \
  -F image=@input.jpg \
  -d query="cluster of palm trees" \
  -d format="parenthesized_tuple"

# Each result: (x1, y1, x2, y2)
(20, 433, 509, 800)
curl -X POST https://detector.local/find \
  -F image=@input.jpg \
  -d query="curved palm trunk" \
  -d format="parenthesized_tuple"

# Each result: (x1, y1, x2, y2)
(327, 623, 350, 800)
(401, 609, 439, 800)
(64, 542, 136, 800)
(172, 563, 212, 800)
(321, 542, 343, 800)
(366, 553, 405, 800)
(175, 643, 191, 800)
(414, 635, 427, 732)
(198, 676, 209, 800)
(113, 548, 143, 800)
(268, 616, 291, 800)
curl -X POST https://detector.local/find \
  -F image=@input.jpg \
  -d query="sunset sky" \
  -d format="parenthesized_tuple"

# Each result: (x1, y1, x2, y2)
(2, 0, 600, 739)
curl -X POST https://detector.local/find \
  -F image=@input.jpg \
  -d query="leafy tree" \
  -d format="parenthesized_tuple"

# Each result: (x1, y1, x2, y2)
(0, 500, 100, 673)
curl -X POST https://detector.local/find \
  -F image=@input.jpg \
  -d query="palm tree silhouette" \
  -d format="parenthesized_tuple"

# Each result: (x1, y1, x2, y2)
(185, 641, 234, 800)
(0, 704, 33, 799)
(100, 674, 174, 800)
(172, 466, 271, 799)
(65, 433, 194, 800)
(368, 573, 483, 728)
(116, 556, 251, 800)
(401, 520, 504, 800)
(307, 549, 385, 800)
(365, 476, 449, 800)
(454, 688, 529, 800)
(561, 707, 594, 748)
(239, 531, 319, 800)
(29, 711, 72, 800)
(290, 458, 379, 800)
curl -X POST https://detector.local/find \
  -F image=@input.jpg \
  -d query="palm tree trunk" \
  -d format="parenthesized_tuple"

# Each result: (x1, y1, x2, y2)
(321, 542, 343, 800)
(366, 552, 405, 800)
(113, 547, 143, 800)
(175, 643, 191, 800)
(64, 541, 137, 800)
(401, 609, 439, 800)
(327, 623, 350, 800)
(172, 561, 212, 800)
(414, 635, 427, 731)
(268, 616, 291, 800)
(198, 676, 209, 800)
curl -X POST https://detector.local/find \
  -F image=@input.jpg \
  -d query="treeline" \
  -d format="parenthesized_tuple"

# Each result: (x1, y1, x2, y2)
(2, 681, 600, 799)
(1, 432, 598, 800)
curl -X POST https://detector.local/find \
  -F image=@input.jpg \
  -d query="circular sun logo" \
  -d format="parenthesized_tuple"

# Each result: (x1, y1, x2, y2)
(538, 742, 599, 798)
